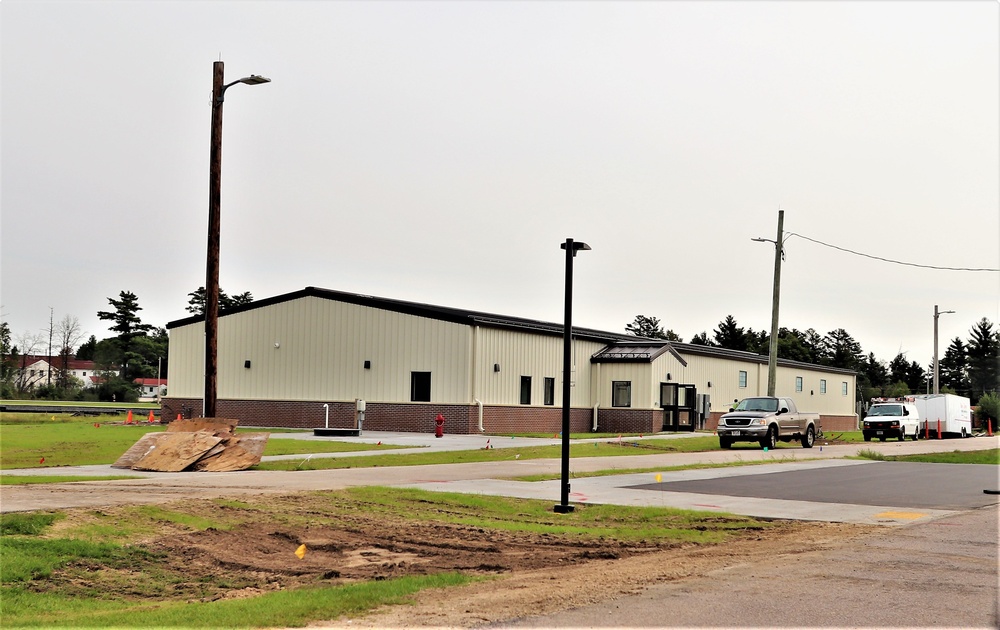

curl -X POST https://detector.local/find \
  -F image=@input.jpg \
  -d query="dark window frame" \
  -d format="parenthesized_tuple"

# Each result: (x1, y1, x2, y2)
(410, 371, 431, 402)
(612, 381, 632, 408)
(543, 377, 555, 406)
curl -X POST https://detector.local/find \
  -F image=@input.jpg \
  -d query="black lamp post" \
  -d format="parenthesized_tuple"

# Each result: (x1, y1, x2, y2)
(554, 238, 590, 514)
(205, 61, 270, 418)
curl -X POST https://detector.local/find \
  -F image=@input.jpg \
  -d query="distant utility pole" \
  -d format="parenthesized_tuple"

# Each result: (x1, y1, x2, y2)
(47, 307, 53, 386)
(933, 304, 955, 394)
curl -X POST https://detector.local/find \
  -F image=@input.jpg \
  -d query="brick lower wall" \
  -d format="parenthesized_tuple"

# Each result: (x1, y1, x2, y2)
(163, 398, 682, 435)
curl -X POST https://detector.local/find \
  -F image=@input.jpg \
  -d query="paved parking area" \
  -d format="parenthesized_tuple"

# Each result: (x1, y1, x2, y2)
(627, 460, 1000, 510)
(401, 458, 992, 525)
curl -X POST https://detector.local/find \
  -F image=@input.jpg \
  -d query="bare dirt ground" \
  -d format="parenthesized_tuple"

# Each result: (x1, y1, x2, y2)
(315, 520, 867, 629)
(41, 493, 870, 628)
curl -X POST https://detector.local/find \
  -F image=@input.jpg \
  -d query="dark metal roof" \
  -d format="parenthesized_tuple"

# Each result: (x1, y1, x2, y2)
(166, 286, 855, 376)
(668, 341, 857, 375)
(166, 286, 638, 344)
(591, 342, 687, 366)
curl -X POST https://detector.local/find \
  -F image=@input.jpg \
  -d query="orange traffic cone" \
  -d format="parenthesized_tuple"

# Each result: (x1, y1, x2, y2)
(126, 410, 133, 424)
(176, 414, 182, 422)
(988, 419, 993, 437)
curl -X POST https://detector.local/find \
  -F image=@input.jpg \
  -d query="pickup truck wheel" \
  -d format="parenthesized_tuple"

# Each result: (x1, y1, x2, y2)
(801, 425, 815, 448)
(760, 426, 777, 450)
(911, 430, 919, 441)
(863, 434, 871, 442)
(899, 431, 907, 442)
(719, 437, 732, 449)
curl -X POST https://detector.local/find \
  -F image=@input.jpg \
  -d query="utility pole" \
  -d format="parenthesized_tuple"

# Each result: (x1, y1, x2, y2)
(753, 210, 784, 397)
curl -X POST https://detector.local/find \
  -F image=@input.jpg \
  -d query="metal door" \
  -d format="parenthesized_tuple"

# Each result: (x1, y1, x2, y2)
(661, 383, 697, 432)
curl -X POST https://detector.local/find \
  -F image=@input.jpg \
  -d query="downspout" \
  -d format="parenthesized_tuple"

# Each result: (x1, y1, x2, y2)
(592, 402, 599, 432)
(471, 325, 483, 432)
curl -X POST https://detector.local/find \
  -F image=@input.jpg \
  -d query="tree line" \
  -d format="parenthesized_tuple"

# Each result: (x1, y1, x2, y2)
(0, 287, 251, 402)
(625, 314, 1000, 405)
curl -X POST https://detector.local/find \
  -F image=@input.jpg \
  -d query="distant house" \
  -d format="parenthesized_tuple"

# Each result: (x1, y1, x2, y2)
(134, 378, 167, 400)
(12, 355, 101, 389)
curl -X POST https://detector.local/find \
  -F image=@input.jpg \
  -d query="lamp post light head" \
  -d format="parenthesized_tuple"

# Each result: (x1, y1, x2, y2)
(237, 74, 271, 86)
(561, 240, 592, 256)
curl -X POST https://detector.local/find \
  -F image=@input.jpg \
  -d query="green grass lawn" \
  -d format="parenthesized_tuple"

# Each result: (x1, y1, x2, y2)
(856, 448, 999, 465)
(0, 415, 411, 470)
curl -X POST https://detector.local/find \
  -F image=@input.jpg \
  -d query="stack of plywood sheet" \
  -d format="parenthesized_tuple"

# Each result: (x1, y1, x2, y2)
(112, 418, 269, 472)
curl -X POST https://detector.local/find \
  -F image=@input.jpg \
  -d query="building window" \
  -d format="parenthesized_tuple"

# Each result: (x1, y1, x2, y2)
(543, 377, 555, 406)
(82, 372, 87, 377)
(820, 379, 827, 394)
(410, 372, 431, 402)
(520, 376, 532, 405)
(842, 382, 848, 396)
(738, 370, 747, 388)
(612, 381, 631, 408)
(795, 377, 803, 392)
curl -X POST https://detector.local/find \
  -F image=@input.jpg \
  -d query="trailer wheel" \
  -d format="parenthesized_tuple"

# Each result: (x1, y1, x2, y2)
(911, 430, 919, 441)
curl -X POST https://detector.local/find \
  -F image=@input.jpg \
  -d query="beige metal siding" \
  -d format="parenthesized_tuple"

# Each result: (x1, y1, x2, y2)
(666, 352, 856, 417)
(204, 296, 472, 403)
(165, 324, 205, 398)
(596, 363, 652, 409)
(474, 327, 603, 406)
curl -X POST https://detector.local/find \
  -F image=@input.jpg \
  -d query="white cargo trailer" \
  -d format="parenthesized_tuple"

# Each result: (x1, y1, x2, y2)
(911, 394, 972, 438)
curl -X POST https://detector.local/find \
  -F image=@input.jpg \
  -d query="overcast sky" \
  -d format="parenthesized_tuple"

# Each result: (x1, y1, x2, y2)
(2, 1, 998, 369)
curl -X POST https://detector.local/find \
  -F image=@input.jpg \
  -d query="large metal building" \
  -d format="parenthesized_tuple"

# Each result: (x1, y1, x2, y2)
(163, 287, 858, 434)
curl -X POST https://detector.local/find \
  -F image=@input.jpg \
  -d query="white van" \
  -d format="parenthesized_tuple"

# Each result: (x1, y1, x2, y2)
(863, 400, 921, 441)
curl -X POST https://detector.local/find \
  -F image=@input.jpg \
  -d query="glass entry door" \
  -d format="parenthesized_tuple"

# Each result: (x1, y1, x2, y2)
(660, 383, 697, 432)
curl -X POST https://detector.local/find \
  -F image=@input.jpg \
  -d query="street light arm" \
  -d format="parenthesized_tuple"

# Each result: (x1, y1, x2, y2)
(217, 75, 271, 103)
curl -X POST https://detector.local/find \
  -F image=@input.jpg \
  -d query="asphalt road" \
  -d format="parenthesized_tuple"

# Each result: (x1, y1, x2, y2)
(499, 504, 999, 629)
(627, 461, 1000, 510)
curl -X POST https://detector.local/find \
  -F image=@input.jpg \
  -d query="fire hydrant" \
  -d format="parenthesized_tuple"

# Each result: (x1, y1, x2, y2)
(434, 413, 445, 438)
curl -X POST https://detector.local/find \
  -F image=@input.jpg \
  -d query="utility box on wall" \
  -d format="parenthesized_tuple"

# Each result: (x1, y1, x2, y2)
(697, 393, 711, 429)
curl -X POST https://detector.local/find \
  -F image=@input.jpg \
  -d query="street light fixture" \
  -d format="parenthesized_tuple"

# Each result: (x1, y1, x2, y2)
(751, 209, 787, 397)
(205, 61, 270, 419)
(933, 305, 955, 395)
(554, 238, 591, 514)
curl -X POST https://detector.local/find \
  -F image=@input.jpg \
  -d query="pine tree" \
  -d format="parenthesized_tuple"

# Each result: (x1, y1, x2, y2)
(966, 318, 1000, 401)
(713, 315, 747, 351)
(939, 337, 969, 396)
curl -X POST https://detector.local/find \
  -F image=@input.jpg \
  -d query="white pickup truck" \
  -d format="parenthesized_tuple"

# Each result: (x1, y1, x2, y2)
(716, 397, 822, 449)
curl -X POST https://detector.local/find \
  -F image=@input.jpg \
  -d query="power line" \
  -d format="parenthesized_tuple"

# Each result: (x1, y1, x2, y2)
(784, 232, 1000, 272)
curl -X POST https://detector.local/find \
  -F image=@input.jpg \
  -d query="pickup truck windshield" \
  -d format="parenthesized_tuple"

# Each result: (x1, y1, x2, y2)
(867, 404, 902, 417)
(734, 398, 778, 412)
